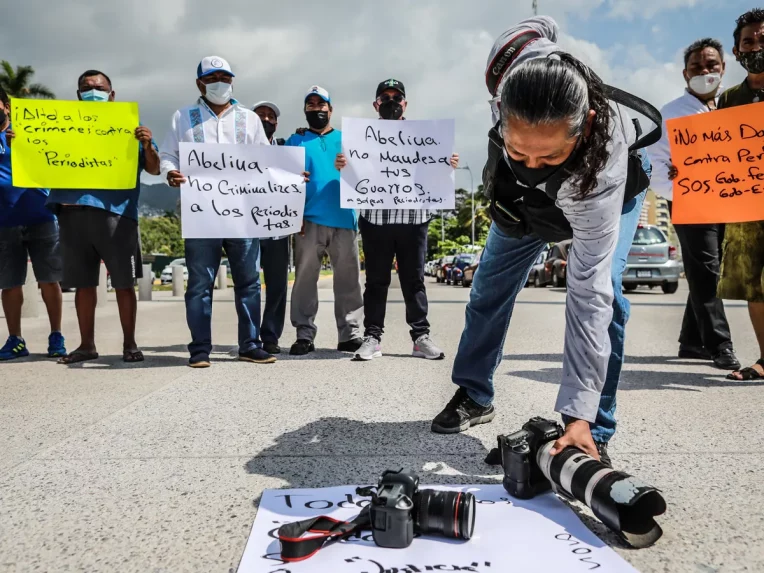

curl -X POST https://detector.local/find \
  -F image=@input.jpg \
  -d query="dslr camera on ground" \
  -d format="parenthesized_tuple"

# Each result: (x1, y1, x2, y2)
(368, 469, 476, 548)
(277, 469, 476, 562)
(498, 417, 666, 548)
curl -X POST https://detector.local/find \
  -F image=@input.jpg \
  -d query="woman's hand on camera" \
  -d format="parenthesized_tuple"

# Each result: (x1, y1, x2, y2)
(549, 419, 600, 461)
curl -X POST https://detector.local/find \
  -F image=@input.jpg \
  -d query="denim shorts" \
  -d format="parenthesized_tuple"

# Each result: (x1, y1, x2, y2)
(0, 220, 62, 289)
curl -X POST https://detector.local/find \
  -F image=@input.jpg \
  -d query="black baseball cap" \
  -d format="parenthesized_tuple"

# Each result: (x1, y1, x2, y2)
(376, 79, 406, 98)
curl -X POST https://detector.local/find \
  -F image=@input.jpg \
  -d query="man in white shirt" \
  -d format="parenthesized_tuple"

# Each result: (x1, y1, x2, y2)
(647, 39, 740, 370)
(160, 56, 275, 368)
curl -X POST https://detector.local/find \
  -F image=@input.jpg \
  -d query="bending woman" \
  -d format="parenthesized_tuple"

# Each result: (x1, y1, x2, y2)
(431, 16, 651, 465)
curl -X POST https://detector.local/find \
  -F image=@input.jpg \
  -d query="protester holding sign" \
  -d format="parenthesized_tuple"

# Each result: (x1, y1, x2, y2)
(47, 70, 159, 365)
(334, 79, 458, 361)
(717, 9, 764, 381)
(431, 16, 655, 467)
(160, 56, 275, 368)
(252, 100, 289, 355)
(0, 87, 66, 361)
(647, 38, 740, 370)
(285, 86, 364, 356)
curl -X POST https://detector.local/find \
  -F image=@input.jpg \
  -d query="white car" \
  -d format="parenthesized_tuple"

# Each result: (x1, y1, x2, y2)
(160, 258, 188, 285)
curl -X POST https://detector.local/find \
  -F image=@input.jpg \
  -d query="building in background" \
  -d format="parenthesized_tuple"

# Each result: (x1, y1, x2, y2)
(640, 189, 677, 246)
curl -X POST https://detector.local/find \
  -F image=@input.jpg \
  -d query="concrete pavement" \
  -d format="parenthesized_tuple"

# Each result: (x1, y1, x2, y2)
(0, 278, 762, 572)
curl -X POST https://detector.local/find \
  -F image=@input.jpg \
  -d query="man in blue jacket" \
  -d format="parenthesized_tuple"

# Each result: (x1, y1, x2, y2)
(285, 86, 363, 355)
(0, 87, 66, 360)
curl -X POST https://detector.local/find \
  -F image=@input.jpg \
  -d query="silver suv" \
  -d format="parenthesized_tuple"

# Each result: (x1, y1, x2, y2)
(622, 225, 682, 294)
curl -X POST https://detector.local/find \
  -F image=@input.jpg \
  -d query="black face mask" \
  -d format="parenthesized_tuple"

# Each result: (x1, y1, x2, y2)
(262, 120, 277, 140)
(738, 50, 764, 75)
(0, 109, 6, 127)
(305, 110, 329, 130)
(503, 147, 578, 189)
(379, 101, 404, 120)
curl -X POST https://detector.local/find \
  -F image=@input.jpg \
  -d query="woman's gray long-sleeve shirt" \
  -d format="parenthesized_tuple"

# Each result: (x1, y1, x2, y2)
(487, 16, 637, 423)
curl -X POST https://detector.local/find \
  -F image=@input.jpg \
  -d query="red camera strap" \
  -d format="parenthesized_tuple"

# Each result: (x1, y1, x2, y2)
(277, 507, 371, 562)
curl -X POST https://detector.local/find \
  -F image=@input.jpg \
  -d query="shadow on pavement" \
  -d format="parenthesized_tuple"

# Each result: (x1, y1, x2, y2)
(504, 352, 722, 367)
(506, 366, 764, 390)
(244, 417, 497, 490)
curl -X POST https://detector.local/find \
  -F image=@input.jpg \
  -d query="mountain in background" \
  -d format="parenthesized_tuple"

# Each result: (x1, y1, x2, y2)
(139, 183, 179, 217)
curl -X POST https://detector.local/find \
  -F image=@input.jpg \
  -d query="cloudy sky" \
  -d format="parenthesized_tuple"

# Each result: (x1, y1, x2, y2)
(3, 0, 751, 187)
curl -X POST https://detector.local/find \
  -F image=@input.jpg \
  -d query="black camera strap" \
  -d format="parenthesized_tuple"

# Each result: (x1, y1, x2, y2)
(277, 506, 371, 562)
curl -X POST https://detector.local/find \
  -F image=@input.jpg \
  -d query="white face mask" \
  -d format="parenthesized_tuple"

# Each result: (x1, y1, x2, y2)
(204, 81, 233, 105)
(688, 72, 721, 96)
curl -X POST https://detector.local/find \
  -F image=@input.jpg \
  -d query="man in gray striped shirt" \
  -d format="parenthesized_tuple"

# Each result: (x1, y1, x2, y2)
(335, 79, 459, 361)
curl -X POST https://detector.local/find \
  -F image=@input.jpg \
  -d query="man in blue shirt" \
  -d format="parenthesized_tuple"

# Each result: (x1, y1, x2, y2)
(0, 87, 66, 361)
(285, 86, 363, 355)
(47, 70, 160, 364)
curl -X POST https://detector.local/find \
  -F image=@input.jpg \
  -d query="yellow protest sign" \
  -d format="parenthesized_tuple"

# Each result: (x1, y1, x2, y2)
(10, 98, 140, 189)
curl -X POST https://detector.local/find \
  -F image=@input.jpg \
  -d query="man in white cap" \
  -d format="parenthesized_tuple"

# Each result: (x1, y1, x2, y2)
(253, 101, 284, 146)
(252, 100, 289, 354)
(160, 56, 274, 368)
(285, 86, 364, 356)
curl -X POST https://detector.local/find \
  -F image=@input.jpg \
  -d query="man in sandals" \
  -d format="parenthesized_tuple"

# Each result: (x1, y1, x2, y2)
(47, 70, 160, 365)
(717, 9, 764, 381)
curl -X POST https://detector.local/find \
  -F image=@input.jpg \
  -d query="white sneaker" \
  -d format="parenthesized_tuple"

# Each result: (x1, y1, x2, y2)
(354, 336, 382, 361)
(413, 335, 445, 360)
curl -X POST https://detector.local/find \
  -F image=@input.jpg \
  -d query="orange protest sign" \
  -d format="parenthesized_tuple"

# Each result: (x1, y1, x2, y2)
(668, 101, 764, 224)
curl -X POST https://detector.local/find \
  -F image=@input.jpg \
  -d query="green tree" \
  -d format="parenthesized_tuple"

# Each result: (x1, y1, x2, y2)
(0, 61, 55, 99)
(140, 213, 184, 256)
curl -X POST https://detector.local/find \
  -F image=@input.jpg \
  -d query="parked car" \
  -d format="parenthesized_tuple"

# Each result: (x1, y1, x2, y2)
(526, 249, 550, 287)
(449, 253, 476, 286)
(462, 249, 483, 288)
(160, 258, 188, 284)
(533, 241, 571, 288)
(425, 260, 438, 277)
(622, 225, 681, 294)
(436, 255, 456, 283)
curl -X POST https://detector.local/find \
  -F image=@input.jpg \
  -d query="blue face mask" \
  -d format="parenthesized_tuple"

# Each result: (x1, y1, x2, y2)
(80, 89, 110, 102)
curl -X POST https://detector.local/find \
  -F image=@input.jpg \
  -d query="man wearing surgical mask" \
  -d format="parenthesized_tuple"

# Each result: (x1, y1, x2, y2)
(647, 38, 741, 371)
(160, 56, 274, 368)
(47, 69, 160, 366)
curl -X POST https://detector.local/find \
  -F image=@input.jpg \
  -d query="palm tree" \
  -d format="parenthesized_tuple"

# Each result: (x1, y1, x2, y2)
(0, 61, 55, 99)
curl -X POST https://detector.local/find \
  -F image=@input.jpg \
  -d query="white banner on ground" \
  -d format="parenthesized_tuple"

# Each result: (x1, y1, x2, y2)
(340, 118, 456, 210)
(180, 142, 306, 239)
(238, 484, 637, 573)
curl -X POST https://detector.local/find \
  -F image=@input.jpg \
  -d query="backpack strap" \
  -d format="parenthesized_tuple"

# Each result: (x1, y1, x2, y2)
(602, 84, 662, 151)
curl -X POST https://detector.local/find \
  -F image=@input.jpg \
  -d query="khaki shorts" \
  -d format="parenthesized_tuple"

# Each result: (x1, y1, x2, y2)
(718, 221, 764, 303)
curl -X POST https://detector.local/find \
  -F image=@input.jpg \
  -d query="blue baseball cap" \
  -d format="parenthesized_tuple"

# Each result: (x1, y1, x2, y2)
(305, 85, 331, 104)
(197, 56, 235, 79)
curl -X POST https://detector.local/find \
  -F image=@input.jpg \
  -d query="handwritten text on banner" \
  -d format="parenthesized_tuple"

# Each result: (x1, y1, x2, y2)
(180, 142, 306, 239)
(340, 118, 456, 210)
(668, 101, 764, 224)
(237, 484, 637, 573)
(10, 98, 140, 189)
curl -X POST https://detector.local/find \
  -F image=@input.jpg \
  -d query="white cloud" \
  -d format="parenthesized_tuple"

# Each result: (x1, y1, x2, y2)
(0, 0, 750, 187)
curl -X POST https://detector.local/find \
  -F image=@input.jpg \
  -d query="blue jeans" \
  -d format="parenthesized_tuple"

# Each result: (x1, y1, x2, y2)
(452, 187, 647, 442)
(184, 238, 261, 359)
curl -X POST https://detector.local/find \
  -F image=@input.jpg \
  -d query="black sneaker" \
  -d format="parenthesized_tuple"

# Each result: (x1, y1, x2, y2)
(290, 339, 315, 356)
(678, 345, 712, 360)
(713, 348, 741, 371)
(431, 388, 496, 434)
(239, 348, 277, 364)
(337, 338, 364, 352)
(263, 342, 281, 355)
(595, 441, 612, 468)
(189, 354, 211, 368)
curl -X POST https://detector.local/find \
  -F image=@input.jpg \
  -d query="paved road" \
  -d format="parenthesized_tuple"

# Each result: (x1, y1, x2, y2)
(0, 277, 761, 572)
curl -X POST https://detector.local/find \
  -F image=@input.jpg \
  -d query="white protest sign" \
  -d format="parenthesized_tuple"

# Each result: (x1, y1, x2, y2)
(180, 142, 305, 239)
(238, 484, 637, 573)
(340, 118, 456, 210)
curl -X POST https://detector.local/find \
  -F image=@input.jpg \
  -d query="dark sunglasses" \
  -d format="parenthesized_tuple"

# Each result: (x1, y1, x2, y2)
(377, 93, 405, 104)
